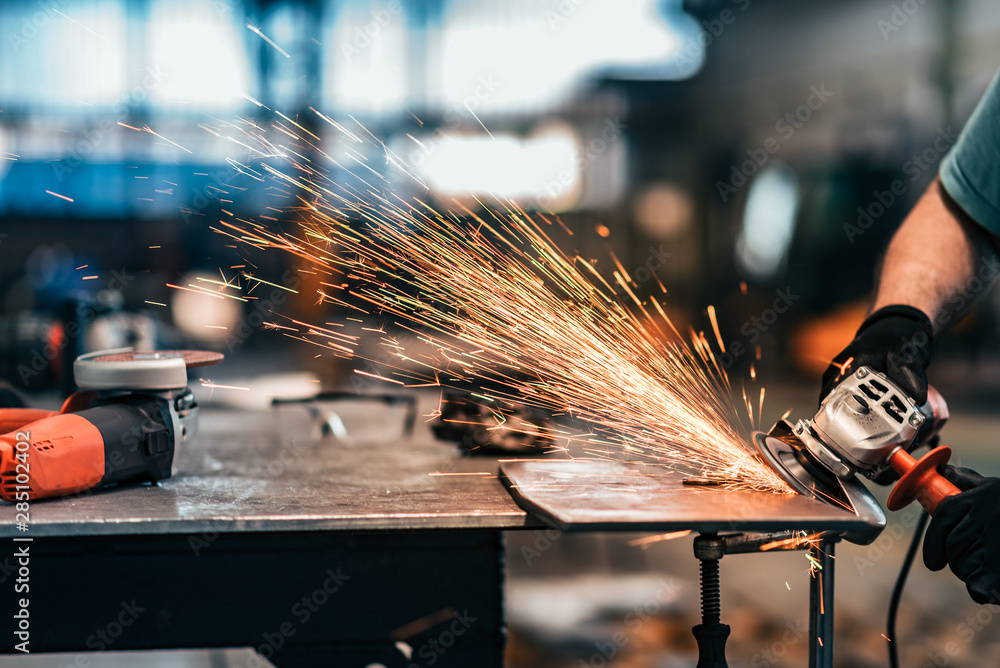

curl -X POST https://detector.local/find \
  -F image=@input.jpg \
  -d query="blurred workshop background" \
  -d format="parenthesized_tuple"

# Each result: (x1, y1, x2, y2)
(3, 0, 1000, 667)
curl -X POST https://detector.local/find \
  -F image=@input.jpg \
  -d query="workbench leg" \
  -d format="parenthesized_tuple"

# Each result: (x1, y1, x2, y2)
(808, 539, 836, 668)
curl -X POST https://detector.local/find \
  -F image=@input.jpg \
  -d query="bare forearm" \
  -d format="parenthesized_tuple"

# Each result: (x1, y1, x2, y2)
(872, 179, 1000, 333)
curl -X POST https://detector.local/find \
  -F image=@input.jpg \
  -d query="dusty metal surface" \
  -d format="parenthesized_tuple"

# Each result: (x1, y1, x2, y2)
(501, 460, 881, 534)
(0, 405, 536, 537)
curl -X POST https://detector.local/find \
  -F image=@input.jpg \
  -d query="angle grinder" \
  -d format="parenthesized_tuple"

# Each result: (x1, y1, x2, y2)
(754, 366, 960, 541)
(0, 348, 222, 501)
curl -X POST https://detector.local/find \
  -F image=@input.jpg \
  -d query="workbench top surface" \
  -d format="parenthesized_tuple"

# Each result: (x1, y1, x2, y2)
(0, 397, 881, 540)
(0, 403, 536, 537)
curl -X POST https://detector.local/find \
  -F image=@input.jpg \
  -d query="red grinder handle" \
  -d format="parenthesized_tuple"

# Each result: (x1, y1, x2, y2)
(886, 446, 962, 513)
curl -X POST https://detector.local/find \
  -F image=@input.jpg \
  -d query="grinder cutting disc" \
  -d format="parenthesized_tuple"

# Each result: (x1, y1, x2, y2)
(74, 348, 224, 390)
(88, 350, 224, 367)
(754, 430, 843, 501)
(753, 421, 886, 545)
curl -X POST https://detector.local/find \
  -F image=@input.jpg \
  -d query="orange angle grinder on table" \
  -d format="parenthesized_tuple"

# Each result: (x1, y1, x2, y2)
(0, 349, 222, 501)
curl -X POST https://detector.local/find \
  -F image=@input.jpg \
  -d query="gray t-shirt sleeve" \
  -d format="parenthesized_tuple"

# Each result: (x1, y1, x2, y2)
(940, 69, 1000, 236)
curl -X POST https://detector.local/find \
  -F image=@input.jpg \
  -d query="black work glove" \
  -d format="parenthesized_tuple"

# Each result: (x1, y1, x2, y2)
(819, 304, 933, 405)
(923, 465, 1000, 605)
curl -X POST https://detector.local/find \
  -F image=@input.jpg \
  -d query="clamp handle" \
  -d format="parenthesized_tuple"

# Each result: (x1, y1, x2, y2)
(886, 446, 962, 513)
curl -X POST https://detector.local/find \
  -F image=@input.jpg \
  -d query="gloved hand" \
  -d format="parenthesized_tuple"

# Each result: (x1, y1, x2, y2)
(923, 465, 1000, 605)
(819, 304, 934, 405)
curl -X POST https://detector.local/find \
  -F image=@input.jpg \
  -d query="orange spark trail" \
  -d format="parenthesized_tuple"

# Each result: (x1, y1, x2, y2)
(201, 114, 792, 494)
(627, 530, 692, 547)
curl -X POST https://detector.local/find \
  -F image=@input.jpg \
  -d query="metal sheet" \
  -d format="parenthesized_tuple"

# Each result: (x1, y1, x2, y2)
(501, 460, 880, 534)
(0, 406, 536, 537)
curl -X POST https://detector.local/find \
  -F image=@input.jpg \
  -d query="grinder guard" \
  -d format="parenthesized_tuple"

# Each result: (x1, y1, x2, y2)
(754, 421, 886, 545)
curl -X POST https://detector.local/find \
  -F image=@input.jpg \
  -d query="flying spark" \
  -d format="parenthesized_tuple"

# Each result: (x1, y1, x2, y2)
(53, 9, 110, 42)
(201, 113, 792, 494)
(759, 531, 824, 552)
(836, 356, 854, 379)
(246, 23, 291, 59)
(627, 530, 692, 547)
(200, 381, 250, 391)
(45, 190, 74, 202)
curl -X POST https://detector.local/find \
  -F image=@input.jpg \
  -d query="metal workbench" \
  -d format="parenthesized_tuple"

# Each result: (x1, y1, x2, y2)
(0, 404, 535, 667)
(0, 399, 876, 667)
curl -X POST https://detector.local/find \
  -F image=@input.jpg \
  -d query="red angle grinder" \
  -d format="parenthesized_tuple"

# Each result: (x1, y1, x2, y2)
(754, 366, 958, 539)
(0, 348, 222, 501)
